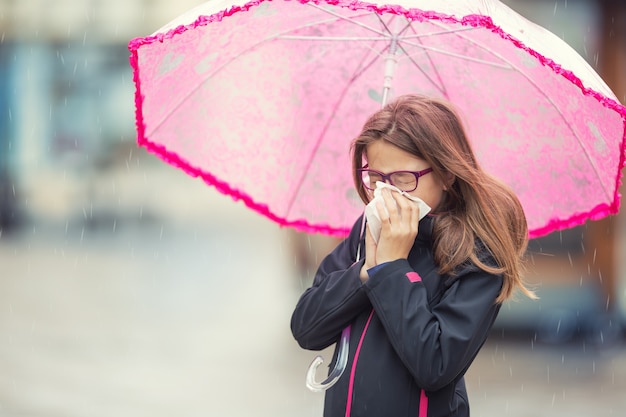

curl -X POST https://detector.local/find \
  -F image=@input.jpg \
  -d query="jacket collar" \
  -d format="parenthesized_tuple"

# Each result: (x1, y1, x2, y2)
(417, 214, 436, 245)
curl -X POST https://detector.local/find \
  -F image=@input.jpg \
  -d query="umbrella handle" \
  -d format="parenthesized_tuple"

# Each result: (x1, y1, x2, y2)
(305, 215, 363, 392)
(305, 326, 351, 392)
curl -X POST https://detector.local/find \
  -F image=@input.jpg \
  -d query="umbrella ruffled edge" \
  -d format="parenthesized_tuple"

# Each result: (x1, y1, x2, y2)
(127, 0, 626, 239)
(126, 40, 353, 238)
(135, 133, 354, 237)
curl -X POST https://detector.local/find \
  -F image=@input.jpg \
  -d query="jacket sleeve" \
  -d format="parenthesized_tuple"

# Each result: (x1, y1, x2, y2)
(363, 258, 502, 391)
(290, 216, 372, 351)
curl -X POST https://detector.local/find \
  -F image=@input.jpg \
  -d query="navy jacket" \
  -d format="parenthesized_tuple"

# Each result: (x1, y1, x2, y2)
(291, 215, 503, 417)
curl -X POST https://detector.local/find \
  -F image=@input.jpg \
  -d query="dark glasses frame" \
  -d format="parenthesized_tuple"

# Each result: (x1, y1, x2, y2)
(357, 167, 434, 192)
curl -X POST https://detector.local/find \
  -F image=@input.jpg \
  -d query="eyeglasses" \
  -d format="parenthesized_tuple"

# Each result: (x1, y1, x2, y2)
(357, 167, 433, 192)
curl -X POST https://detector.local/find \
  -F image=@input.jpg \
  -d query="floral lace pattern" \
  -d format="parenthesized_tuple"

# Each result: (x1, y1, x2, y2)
(129, 0, 626, 238)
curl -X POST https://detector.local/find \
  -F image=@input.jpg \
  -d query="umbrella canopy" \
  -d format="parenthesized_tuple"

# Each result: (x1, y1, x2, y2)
(129, 0, 626, 238)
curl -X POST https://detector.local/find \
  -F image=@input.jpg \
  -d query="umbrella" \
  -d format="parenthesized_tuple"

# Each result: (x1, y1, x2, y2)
(128, 0, 626, 391)
(128, 0, 626, 239)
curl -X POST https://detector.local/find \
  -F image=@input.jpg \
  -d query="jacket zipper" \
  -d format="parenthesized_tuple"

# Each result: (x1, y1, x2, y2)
(419, 389, 428, 417)
(343, 309, 429, 417)
(344, 309, 374, 417)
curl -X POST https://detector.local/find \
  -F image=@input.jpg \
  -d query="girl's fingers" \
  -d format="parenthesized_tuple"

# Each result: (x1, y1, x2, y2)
(360, 223, 378, 282)
(378, 189, 420, 236)
(399, 193, 420, 230)
(375, 199, 388, 223)
(365, 223, 376, 255)
(385, 189, 417, 224)
(377, 191, 395, 221)
(375, 191, 420, 263)
(409, 205, 420, 236)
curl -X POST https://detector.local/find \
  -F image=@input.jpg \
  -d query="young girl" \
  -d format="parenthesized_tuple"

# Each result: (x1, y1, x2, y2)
(291, 94, 534, 417)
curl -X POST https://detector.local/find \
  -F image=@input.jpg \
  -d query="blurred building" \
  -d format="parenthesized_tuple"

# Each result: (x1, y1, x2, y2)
(0, 0, 206, 230)
(493, 0, 626, 345)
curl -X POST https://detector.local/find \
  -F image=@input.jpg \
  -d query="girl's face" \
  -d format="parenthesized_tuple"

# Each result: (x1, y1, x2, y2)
(365, 140, 447, 211)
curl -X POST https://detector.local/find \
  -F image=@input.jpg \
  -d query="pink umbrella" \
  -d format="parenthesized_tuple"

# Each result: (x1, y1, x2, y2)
(129, 0, 626, 391)
(129, 0, 626, 239)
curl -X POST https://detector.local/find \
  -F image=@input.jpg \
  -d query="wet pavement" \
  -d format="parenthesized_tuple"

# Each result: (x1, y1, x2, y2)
(1, 167, 625, 417)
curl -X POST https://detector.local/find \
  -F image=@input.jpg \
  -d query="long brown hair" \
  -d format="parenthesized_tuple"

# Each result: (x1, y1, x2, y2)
(351, 94, 535, 302)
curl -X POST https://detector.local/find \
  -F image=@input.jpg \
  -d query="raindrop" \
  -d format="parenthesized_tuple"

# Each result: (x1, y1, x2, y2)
(593, 248, 597, 264)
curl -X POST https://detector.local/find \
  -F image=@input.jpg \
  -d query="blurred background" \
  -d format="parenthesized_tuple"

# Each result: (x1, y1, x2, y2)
(1, 0, 625, 416)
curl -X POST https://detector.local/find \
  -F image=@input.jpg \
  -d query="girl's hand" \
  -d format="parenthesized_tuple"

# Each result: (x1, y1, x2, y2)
(375, 188, 419, 264)
(359, 189, 419, 282)
(359, 223, 377, 283)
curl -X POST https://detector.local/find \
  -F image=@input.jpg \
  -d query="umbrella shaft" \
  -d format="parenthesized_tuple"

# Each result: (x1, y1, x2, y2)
(382, 38, 399, 107)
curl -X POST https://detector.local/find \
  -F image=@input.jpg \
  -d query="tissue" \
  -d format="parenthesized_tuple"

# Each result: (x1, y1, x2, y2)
(364, 181, 431, 243)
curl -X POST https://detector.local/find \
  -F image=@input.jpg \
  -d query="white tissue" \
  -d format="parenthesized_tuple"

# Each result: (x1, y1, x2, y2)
(364, 181, 431, 243)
